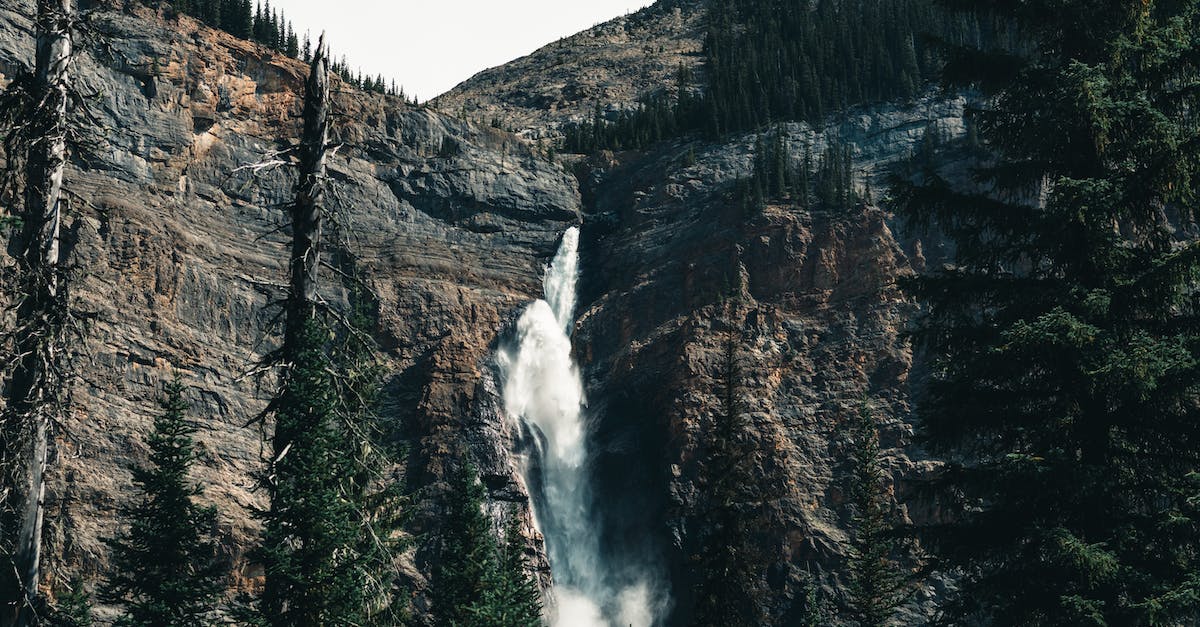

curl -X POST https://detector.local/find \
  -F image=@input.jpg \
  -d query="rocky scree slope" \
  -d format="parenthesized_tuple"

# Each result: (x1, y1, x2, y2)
(433, 0, 705, 141)
(0, 0, 576, 609)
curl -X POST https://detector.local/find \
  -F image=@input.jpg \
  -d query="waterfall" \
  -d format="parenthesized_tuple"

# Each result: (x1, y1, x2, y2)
(498, 227, 657, 627)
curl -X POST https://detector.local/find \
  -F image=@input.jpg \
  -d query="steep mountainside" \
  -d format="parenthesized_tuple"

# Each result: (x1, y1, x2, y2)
(571, 97, 964, 622)
(432, 0, 705, 140)
(0, 0, 968, 623)
(0, 0, 573, 611)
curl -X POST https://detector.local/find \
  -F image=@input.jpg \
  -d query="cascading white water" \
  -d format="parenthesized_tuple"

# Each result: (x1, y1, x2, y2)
(498, 227, 657, 627)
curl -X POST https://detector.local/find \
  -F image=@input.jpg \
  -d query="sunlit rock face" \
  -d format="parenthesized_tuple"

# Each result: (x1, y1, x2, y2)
(0, 0, 577, 611)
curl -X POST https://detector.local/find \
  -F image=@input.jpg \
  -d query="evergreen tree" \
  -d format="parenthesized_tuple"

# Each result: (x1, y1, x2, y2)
(430, 461, 498, 627)
(844, 403, 910, 627)
(255, 320, 382, 626)
(559, 0, 1013, 154)
(793, 571, 827, 627)
(466, 513, 543, 627)
(284, 23, 298, 59)
(896, 0, 1200, 623)
(253, 2, 265, 43)
(250, 39, 406, 626)
(232, 0, 253, 39)
(47, 579, 93, 627)
(102, 374, 224, 627)
(687, 305, 772, 626)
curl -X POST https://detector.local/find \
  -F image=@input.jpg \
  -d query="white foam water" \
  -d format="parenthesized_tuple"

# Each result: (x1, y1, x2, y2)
(498, 227, 658, 626)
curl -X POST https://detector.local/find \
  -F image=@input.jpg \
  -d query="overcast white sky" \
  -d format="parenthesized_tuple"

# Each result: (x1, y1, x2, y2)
(270, 0, 656, 101)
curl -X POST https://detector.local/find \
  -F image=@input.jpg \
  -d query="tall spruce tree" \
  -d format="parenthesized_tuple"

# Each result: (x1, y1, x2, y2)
(430, 461, 498, 627)
(102, 375, 223, 627)
(897, 0, 1200, 623)
(844, 403, 910, 627)
(256, 319, 382, 626)
(248, 34, 406, 625)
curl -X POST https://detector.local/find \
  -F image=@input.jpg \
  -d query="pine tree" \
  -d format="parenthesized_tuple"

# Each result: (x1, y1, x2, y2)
(466, 513, 543, 626)
(250, 39, 407, 625)
(233, 0, 253, 39)
(253, 1, 265, 43)
(102, 374, 224, 627)
(793, 571, 826, 627)
(896, 0, 1200, 623)
(284, 23, 298, 59)
(431, 461, 498, 627)
(47, 579, 93, 627)
(255, 320, 378, 626)
(844, 403, 910, 627)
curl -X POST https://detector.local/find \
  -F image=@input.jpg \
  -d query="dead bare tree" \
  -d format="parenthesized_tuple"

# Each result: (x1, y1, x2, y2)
(1, 1, 73, 625)
(285, 33, 329, 348)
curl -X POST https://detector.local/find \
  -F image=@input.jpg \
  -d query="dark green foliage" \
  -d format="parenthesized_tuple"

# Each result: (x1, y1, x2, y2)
(896, 0, 1200, 623)
(687, 311, 772, 626)
(732, 130, 858, 217)
(466, 514, 543, 627)
(102, 375, 224, 627)
(430, 462, 496, 626)
(560, 64, 705, 152)
(46, 579, 93, 627)
(562, 0, 999, 153)
(844, 403, 910, 627)
(432, 461, 544, 624)
(814, 143, 856, 212)
(794, 571, 827, 627)
(705, 0, 962, 135)
(431, 462, 543, 626)
(253, 317, 406, 626)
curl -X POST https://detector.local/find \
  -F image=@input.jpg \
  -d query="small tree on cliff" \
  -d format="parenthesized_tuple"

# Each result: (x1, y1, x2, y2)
(102, 374, 224, 627)
(688, 304, 773, 626)
(844, 402, 910, 627)
(432, 462, 543, 627)
(431, 461, 497, 627)
(467, 513, 543, 626)
(46, 578, 93, 627)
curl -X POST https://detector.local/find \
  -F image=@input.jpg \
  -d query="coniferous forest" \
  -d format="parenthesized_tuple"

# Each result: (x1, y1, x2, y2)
(561, 0, 1014, 154)
(1, 0, 1199, 625)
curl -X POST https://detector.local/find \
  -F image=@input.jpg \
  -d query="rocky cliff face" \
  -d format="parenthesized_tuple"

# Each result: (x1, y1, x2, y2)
(1, 0, 966, 623)
(566, 99, 963, 622)
(0, 0, 574, 610)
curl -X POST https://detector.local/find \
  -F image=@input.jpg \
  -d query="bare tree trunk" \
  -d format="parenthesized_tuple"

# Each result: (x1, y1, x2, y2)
(285, 34, 329, 347)
(1, 1, 71, 625)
